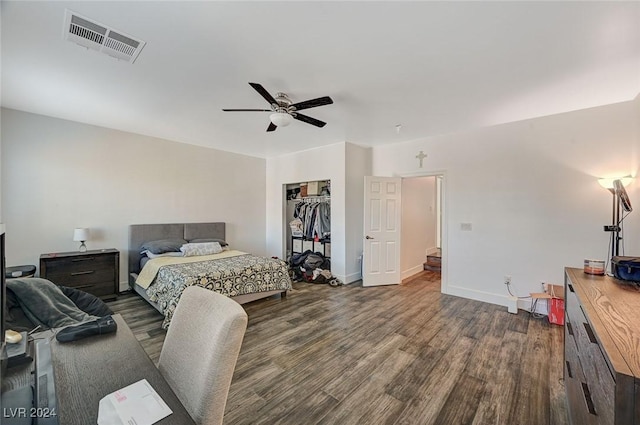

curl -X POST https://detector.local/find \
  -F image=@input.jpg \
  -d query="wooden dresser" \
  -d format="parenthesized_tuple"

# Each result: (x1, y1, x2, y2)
(40, 249, 119, 300)
(564, 267, 640, 425)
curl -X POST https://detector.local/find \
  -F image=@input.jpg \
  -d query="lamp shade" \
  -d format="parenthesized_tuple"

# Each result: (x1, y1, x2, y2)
(598, 176, 633, 189)
(269, 112, 292, 127)
(73, 228, 90, 242)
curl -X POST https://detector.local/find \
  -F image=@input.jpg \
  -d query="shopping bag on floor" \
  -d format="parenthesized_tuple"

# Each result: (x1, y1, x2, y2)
(548, 298, 565, 325)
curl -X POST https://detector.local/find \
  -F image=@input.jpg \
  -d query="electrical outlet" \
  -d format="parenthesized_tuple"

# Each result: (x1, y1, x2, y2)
(504, 275, 511, 285)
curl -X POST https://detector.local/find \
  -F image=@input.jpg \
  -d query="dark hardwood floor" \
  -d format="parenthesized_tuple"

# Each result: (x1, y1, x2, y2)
(108, 272, 567, 425)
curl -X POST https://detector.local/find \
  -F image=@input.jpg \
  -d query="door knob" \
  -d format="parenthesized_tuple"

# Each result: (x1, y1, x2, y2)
(366, 235, 374, 240)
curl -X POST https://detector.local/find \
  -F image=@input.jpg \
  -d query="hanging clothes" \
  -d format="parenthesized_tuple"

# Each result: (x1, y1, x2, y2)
(293, 199, 330, 240)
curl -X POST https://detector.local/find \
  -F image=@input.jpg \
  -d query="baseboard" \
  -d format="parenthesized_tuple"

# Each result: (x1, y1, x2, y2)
(338, 272, 361, 285)
(445, 285, 504, 306)
(445, 284, 552, 316)
(426, 247, 439, 256)
(401, 265, 424, 280)
(445, 285, 517, 310)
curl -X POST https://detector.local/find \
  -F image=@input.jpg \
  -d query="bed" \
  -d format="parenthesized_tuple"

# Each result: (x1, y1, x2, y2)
(128, 222, 291, 328)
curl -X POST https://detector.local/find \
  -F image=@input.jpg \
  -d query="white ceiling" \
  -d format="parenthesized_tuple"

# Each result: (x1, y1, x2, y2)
(2, 1, 639, 158)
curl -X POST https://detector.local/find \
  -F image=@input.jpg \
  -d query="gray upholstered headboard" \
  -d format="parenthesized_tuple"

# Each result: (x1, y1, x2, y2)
(128, 222, 225, 284)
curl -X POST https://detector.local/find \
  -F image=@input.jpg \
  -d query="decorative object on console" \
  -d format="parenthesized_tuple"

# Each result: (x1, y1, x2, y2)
(611, 256, 640, 284)
(583, 259, 605, 275)
(73, 227, 90, 252)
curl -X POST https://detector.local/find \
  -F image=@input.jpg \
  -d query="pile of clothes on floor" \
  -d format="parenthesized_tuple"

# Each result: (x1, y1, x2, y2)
(288, 250, 342, 287)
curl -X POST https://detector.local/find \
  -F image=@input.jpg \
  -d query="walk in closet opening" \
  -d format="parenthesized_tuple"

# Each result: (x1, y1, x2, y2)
(284, 180, 331, 270)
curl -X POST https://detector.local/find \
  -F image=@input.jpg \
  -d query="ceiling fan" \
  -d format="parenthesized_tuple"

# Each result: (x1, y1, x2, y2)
(222, 82, 333, 132)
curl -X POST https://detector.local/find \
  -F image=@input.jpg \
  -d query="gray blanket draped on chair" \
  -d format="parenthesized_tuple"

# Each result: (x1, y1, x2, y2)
(7, 277, 99, 329)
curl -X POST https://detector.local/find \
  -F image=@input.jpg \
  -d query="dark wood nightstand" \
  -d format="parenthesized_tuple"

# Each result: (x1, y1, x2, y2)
(39, 249, 119, 300)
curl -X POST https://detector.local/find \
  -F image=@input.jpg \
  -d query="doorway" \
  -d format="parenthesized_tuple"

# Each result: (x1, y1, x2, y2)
(401, 175, 442, 283)
(362, 172, 447, 292)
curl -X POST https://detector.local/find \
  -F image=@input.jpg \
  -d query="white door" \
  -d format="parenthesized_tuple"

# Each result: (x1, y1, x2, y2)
(363, 176, 402, 286)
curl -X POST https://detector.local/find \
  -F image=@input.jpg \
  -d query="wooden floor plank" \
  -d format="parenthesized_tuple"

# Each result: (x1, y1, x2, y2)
(507, 318, 551, 424)
(433, 373, 486, 425)
(391, 335, 477, 425)
(108, 271, 567, 425)
(471, 329, 529, 425)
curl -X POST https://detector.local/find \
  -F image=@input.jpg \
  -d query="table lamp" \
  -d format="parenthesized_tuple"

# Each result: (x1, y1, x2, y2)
(73, 228, 90, 252)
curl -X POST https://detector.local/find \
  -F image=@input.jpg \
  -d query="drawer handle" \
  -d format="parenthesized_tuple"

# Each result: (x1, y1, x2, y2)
(567, 322, 574, 336)
(568, 283, 575, 293)
(71, 258, 95, 262)
(73, 284, 94, 290)
(71, 270, 95, 276)
(581, 382, 597, 415)
(566, 360, 573, 378)
(583, 322, 598, 344)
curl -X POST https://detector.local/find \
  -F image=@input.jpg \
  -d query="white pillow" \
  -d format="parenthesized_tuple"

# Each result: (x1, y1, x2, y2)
(180, 242, 223, 257)
(142, 250, 184, 259)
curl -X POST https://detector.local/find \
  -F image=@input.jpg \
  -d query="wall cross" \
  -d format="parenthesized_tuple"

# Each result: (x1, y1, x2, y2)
(416, 151, 427, 168)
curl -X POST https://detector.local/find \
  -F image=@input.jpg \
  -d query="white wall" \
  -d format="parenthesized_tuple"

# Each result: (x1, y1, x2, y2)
(1, 109, 267, 290)
(372, 98, 640, 309)
(401, 176, 437, 279)
(345, 143, 371, 282)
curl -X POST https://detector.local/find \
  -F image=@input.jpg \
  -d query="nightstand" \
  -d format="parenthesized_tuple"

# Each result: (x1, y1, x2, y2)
(39, 249, 119, 300)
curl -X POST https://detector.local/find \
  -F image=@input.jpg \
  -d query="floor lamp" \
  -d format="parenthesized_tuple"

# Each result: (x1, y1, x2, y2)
(600, 177, 633, 264)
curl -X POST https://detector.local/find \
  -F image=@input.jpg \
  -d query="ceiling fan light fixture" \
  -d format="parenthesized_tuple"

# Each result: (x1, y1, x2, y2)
(269, 112, 292, 127)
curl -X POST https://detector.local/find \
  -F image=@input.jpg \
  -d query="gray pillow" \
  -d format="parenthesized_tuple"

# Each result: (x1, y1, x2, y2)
(140, 238, 188, 254)
(188, 238, 228, 246)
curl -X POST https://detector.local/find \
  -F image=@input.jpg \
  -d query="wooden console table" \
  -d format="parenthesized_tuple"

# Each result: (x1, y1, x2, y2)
(4, 315, 195, 425)
(564, 267, 640, 425)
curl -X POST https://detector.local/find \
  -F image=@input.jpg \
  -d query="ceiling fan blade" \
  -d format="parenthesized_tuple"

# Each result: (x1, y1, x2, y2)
(294, 113, 326, 128)
(291, 96, 333, 111)
(249, 82, 277, 106)
(266, 122, 277, 132)
(222, 109, 271, 112)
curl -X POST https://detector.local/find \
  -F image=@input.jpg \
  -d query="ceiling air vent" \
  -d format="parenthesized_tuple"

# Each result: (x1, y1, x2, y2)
(63, 10, 146, 64)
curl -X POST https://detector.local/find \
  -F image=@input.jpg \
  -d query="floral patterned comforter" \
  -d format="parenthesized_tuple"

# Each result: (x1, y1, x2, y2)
(145, 253, 292, 328)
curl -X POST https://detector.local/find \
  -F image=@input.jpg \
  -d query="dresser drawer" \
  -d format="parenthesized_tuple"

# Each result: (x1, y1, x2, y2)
(565, 281, 585, 329)
(42, 255, 113, 275)
(64, 281, 116, 298)
(565, 319, 585, 382)
(580, 336, 615, 425)
(566, 375, 599, 425)
(45, 268, 114, 288)
(40, 249, 119, 300)
(566, 284, 615, 424)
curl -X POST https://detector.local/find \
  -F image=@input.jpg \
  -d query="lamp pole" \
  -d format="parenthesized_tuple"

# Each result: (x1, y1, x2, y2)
(611, 188, 617, 259)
